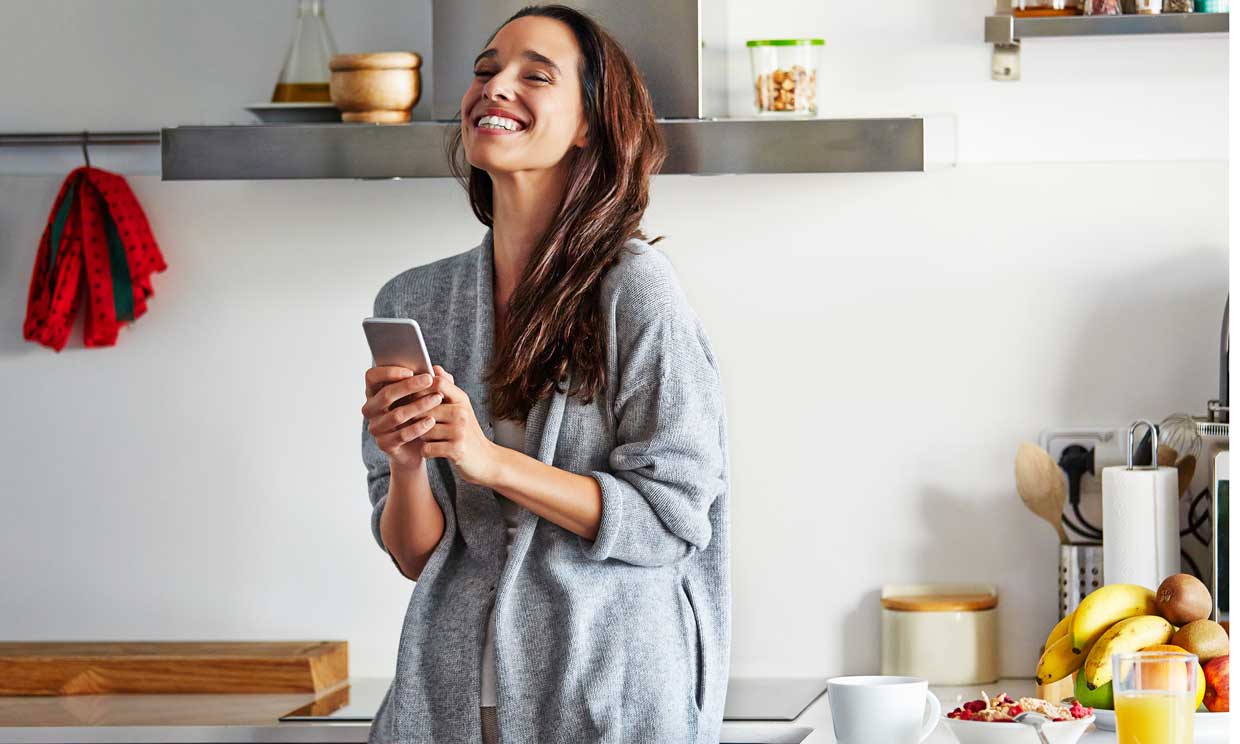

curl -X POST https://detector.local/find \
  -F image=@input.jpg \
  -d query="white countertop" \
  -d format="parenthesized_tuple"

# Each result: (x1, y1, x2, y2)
(731, 677, 1223, 744)
(1, 677, 1226, 743)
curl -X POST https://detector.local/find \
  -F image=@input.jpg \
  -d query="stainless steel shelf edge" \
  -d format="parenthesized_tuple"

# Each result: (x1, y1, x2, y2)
(160, 118, 924, 180)
(986, 12, 1229, 44)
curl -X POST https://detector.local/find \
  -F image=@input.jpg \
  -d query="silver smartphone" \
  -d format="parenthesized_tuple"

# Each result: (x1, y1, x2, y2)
(363, 318, 435, 410)
(363, 317, 434, 375)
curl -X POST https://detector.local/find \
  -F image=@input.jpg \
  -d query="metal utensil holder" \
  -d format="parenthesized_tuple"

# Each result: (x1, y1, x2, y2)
(1059, 542, 1104, 619)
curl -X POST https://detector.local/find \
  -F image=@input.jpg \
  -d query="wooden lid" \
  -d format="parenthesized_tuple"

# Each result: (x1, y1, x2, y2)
(330, 51, 422, 71)
(881, 593, 998, 612)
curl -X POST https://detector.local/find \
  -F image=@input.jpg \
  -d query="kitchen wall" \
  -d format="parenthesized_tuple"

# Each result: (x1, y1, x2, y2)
(0, 0, 1228, 681)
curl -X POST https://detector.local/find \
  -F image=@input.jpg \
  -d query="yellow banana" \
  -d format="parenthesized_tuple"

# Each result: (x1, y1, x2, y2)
(1071, 584, 1157, 654)
(1036, 633, 1090, 685)
(1082, 615, 1174, 690)
(1043, 609, 1076, 653)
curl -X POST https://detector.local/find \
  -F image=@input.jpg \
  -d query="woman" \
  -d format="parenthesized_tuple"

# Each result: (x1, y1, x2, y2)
(359, 6, 730, 743)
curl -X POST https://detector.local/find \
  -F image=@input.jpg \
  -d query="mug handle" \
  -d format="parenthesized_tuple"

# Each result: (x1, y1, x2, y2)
(918, 689, 942, 743)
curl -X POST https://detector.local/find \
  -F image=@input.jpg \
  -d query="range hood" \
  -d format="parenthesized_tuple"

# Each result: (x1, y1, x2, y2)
(161, 0, 926, 180)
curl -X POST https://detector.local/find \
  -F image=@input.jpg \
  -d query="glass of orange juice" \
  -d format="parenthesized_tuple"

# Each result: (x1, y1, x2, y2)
(1111, 650, 1198, 744)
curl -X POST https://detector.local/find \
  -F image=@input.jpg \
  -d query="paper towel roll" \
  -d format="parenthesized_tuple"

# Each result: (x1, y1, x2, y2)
(1101, 466, 1180, 590)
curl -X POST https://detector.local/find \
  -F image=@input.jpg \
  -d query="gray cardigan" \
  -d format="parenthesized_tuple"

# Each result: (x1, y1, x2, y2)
(362, 231, 731, 744)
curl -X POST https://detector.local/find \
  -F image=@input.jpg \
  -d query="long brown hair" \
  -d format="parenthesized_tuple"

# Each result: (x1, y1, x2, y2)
(448, 4, 666, 421)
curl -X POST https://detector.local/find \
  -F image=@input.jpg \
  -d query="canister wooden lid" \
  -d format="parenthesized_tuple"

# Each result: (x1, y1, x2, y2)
(880, 593, 998, 612)
(330, 52, 422, 71)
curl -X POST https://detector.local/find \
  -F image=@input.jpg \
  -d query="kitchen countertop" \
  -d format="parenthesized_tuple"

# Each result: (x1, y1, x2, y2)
(0, 677, 1221, 743)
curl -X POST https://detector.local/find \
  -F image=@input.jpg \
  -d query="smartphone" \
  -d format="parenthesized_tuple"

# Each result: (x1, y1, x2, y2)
(363, 317, 434, 410)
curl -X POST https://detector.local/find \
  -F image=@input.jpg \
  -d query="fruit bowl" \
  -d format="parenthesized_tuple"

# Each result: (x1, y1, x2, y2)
(1092, 708, 1229, 735)
(941, 714, 1094, 744)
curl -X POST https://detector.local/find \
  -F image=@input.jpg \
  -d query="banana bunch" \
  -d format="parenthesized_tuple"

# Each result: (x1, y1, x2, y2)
(1035, 584, 1166, 687)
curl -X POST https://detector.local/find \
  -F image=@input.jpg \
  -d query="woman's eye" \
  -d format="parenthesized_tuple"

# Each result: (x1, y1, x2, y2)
(527, 75, 551, 84)
(473, 69, 493, 78)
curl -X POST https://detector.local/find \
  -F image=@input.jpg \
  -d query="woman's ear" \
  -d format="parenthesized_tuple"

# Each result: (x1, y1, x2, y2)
(573, 121, 588, 149)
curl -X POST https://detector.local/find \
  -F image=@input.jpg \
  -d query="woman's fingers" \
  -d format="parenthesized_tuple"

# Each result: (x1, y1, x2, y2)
(371, 392, 445, 434)
(361, 372, 436, 417)
(433, 365, 454, 384)
(376, 415, 436, 452)
(364, 365, 414, 398)
(427, 374, 468, 404)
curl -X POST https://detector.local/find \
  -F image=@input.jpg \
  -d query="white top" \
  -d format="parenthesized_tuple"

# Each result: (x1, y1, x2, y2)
(480, 416, 526, 707)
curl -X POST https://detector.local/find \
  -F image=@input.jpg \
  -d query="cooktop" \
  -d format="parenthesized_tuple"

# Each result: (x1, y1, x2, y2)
(279, 676, 829, 723)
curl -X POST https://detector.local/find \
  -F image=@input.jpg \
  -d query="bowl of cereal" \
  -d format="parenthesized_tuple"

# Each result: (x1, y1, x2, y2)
(942, 692, 1094, 744)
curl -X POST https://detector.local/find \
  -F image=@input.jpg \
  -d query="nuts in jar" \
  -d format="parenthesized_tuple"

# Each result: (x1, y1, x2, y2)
(747, 39, 823, 115)
(755, 65, 816, 113)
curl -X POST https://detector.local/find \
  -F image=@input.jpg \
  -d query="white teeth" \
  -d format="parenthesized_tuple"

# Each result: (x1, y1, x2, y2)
(478, 115, 521, 131)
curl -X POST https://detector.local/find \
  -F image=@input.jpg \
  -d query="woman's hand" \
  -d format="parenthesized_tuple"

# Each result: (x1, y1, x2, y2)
(422, 365, 501, 486)
(361, 366, 445, 472)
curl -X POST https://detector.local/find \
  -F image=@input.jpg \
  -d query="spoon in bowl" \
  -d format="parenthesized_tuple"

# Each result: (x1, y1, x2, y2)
(1013, 711, 1052, 744)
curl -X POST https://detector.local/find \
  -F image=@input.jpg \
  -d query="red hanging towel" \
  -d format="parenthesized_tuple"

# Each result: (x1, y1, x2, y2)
(23, 166, 167, 351)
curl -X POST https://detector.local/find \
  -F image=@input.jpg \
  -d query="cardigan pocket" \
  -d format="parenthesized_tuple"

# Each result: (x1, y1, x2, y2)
(680, 577, 705, 712)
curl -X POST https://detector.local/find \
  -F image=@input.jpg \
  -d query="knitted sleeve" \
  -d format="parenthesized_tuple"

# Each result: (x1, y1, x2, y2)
(579, 247, 728, 567)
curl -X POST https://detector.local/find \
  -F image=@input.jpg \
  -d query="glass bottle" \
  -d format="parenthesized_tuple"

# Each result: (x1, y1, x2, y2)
(271, 0, 338, 103)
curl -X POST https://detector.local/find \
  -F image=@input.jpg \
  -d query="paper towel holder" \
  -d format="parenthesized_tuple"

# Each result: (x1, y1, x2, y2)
(1124, 420, 1160, 471)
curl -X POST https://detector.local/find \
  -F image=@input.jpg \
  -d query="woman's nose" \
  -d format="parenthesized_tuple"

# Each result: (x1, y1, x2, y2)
(481, 71, 516, 101)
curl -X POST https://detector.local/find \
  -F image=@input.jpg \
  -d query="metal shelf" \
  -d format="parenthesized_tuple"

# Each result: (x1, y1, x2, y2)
(159, 118, 926, 180)
(986, 11, 1229, 44)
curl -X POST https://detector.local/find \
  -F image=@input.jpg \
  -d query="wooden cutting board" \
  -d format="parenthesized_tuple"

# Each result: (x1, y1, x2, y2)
(0, 641, 347, 696)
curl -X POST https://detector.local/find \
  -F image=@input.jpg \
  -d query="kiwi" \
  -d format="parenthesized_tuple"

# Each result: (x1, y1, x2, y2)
(1156, 574, 1213, 626)
(1171, 619, 1230, 661)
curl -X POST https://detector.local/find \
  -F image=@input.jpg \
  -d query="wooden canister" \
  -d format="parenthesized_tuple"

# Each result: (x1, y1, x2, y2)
(329, 51, 422, 123)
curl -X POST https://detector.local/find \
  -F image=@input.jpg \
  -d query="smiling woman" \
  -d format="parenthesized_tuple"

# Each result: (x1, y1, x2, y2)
(361, 6, 730, 744)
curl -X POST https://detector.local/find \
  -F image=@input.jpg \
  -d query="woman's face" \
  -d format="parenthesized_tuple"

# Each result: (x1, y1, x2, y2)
(461, 16, 588, 176)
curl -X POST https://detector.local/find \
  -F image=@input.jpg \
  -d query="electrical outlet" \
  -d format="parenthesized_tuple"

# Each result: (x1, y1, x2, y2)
(1039, 427, 1125, 474)
(991, 43, 1021, 82)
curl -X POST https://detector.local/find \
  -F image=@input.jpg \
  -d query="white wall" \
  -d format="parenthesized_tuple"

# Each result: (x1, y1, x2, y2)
(0, 0, 1228, 682)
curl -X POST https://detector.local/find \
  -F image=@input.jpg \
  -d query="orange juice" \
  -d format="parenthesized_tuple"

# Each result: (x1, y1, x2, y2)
(1114, 691, 1195, 744)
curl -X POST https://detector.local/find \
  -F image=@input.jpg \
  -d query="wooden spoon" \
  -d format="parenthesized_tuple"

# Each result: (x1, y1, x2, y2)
(1015, 442, 1070, 544)
(1176, 454, 1197, 498)
(1157, 444, 1179, 468)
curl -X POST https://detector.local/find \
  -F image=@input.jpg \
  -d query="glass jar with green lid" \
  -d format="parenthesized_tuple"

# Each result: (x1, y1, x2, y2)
(747, 39, 822, 115)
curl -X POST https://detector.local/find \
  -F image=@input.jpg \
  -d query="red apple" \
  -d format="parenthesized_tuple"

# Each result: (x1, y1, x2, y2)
(1203, 655, 1229, 713)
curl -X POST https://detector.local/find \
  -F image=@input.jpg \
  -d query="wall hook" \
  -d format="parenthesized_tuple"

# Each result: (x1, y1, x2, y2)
(81, 130, 90, 168)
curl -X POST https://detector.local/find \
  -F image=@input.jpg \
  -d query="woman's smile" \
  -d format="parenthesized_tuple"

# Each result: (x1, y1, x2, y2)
(472, 107, 529, 136)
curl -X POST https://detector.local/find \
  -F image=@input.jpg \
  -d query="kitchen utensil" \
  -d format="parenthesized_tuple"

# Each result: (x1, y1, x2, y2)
(329, 52, 421, 123)
(1059, 543, 1104, 618)
(272, 0, 337, 102)
(1177, 454, 1197, 498)
(880, 584, 998, 685)
(1101, 420, 1180, 590)
(1016, 443, 1071, 544)
(826, 676, 940, 744)
(1014, 711, 1053, 744)
(1158, 444, 1179, 467)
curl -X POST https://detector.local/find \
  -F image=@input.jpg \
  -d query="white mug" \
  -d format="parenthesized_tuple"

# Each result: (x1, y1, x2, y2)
(827, 675, 941, 744)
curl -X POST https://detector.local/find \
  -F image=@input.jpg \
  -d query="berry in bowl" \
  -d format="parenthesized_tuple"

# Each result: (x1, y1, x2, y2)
(942, 692, 1095, 744)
